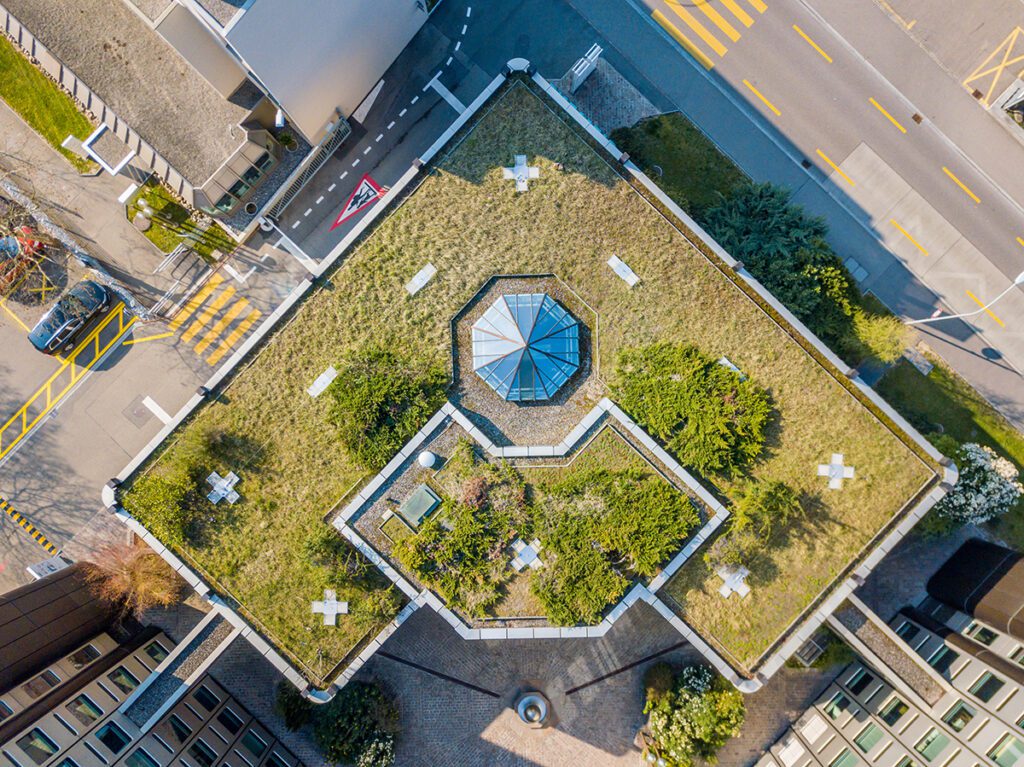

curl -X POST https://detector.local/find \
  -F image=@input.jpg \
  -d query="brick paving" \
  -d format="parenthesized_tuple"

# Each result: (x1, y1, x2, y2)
(554, 59, 661, 135)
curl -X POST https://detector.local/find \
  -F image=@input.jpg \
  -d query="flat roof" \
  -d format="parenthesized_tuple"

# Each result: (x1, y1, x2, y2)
(6, 0, 257, 184)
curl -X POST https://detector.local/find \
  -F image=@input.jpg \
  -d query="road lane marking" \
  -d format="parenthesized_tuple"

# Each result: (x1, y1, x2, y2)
(1016, 236, 1024, 249)
(0, 498, 58, 555)
(169, 274, 224, 331)
(746, 0, 768, 13)
(426, 74, 467, 113)
(194, 299, 249, 355)
(889, 219, 928, 256)
(793, 25, 832, 63)
(963, 27, 1024, 106)
(181, 285, 236, 343)
(816, 149, 855, 186)
(695, 0, 740, 42)
(0, 299, 29, 332)
(653, 10, 714, 70)
(142, 395, 173, 425)
(943, 166, 981, 204)
(869, 97, 907, 133)
(743, 79, 780, 115)
(966, 289, 1006, 327)
(666, 0, 727, 57)
(122, 331, 174, 346)
(719, 0, 753, 26)
(206, 309, 262, 365)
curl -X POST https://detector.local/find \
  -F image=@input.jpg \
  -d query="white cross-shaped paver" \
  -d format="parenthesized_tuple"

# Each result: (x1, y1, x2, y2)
(716, 565, 750, 599)
(311, 589, 349, 626)
(511, 538, 544, 571)
(206, 471, 241, 504)
(817, 453, 855, 490)
(502, 155, 539, 192)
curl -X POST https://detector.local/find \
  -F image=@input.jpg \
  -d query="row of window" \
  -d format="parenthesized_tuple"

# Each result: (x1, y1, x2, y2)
(209, 151, 275, 214)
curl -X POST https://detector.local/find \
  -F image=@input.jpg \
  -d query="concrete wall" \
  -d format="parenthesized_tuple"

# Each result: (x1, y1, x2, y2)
(156, 4, 247, 99)
(225, 0, 428, 142)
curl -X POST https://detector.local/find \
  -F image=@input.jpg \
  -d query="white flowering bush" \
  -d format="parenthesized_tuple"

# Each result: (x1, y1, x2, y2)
(356, 734, 395, 767)
(935, 443, 1022, 526)
(645, 663, 745, 767)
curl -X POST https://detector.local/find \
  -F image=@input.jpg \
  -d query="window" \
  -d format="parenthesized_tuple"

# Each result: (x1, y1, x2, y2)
(896, 622, 920, 642)
(0, 701, 11, 722)
(193, 686, 220, 713)
(240, 153, 274, 186)
(68, 645, 100, 670)
(65, 695, 103, 726)
(966, 622, 999, 646)
(167, 715, 192, 745)
(991, 735, 1024, 767)
(847, 669, 874, 696)
(265, 753, 289, 767)
(227, 179, 250, 199)
(240, 732, 267, 759)
(213, 194, 235, 214)
(942, 700, 976, 732)
(16, 730, 59, 765)
(124, 750, 159, 767)
(217, 709, 244, 735)
(895, 758, 916, 767)
(21, 670, 59, 699)
(144, 642, 168, 664)
(107, 667, 139, 695)
(880, 697, 908, 726)
(829, 749, 859, 767)
(854, 723, 883, 753)
(54, 759, 79, 767)
(96, 723, 131, 755)
(914, 729, 950, 762)
(187, 740, 216, 767)
(823, 692, 851, 720)
(970, 671, 1005, 702)
(926, 646, 958, 674)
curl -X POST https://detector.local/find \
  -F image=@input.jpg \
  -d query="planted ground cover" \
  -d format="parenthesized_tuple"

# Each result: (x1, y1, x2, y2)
(0, 34, 94, 172)
(401, 428, 697, 624)
(126, 180, 236, 262)
(124, 81, 933, 682)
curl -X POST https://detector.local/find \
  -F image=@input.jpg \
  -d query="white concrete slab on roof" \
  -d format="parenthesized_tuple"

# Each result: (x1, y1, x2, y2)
(225, 0, 429, 142)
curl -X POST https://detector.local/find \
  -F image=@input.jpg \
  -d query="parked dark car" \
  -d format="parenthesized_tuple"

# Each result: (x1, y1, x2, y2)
(28, 280, 110, 354)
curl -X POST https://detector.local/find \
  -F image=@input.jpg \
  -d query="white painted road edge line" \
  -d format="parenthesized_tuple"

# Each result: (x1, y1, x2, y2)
(426, 74, 467, 114)
(142, 396, 173, 426)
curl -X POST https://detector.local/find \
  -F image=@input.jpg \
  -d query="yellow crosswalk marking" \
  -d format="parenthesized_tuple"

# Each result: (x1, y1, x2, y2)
(694, 0, 740, 42)
(666, 0, 728, 57)
(719, 0, 753, 26)
(746, 0, 768, 13)
(169, 274, 225, 331)
(194, 299, 250, 355)
(206, 309, 261, 365)
(653, 10, 715, 69)
(181, 286, 237, 344)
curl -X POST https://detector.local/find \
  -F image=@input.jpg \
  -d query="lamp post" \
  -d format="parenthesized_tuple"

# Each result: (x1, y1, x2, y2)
(907, 270, 1024, 326)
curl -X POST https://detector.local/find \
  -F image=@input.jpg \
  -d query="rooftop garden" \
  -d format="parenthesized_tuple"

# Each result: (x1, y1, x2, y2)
(123, 80, 935, 685)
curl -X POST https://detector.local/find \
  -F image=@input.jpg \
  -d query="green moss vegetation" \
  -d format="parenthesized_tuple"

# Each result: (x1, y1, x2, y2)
(612, 342, 772, 476)
(397, 432, 698, 625)
(123, 82, 932, 679)
(328, 344, 447, 470)
(126, 180, 237, 262)
(0, 35, 94, 172)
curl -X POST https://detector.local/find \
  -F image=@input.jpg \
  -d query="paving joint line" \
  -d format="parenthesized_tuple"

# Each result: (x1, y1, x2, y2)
(376, 651, 500, 697)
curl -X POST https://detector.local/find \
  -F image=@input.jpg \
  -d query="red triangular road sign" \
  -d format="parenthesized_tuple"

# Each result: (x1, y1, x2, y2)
(330, 174, 386, 230)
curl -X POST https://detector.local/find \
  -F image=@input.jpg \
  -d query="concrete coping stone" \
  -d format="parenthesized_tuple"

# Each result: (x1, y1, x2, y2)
(480, 628, 507, 639)
(507, 627, 534, 639)
(532, 627, 561, 639)
(560, 626, 588, 638)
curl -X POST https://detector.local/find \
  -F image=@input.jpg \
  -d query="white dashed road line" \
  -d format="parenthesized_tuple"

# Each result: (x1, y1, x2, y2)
(376, 134, 383, 142)
(352, 158, 361, 167)
(340, 171, 348, 180)
(328, 183, 336, 192)
(455, 41, 461, 51)
(303, 208, 312, 217)
(462, 24, 467, 34)
(399, 108, 407, 117)
(466, 6, 471, 17)
(291, 221, 300, 230)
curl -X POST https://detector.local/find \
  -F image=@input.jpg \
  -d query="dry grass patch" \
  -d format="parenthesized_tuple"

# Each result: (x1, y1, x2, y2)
(125, 82, 933, 681)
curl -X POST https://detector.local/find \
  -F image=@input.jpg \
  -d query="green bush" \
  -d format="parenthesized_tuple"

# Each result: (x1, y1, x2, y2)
(612, 342, 772, 475)
(730, 480, 802, 537)
(841, 307, 909, 364)
(328, 345, 446, 470)
(274, 681, 314, 731)
(645, 664, 745, 767)
(312, 682, 398, 765)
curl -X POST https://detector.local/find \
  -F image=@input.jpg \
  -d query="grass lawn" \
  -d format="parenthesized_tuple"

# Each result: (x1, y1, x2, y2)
(125, 82, 934, 681)
(876, 352, 1024, 541)
(611, 113, 748, 217)
(0, 35, 94, 173)
(127, 180, 237, 262)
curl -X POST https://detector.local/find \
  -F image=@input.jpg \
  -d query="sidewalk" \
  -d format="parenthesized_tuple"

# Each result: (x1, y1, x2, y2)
(0, 99, 178, 305)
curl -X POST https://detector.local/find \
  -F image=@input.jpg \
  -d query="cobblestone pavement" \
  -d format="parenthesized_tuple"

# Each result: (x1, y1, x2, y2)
(554, 59, 662, 135)
(356, 602, 841, 767)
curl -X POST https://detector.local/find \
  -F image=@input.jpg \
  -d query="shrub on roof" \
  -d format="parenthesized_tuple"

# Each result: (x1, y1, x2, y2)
(312, 682, 398, 766)
(612, 342, 772, 476)
(327, 344, 446, 470)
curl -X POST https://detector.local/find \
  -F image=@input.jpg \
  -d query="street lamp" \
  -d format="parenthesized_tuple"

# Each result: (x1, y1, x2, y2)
(907, 270, 1024, 326)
